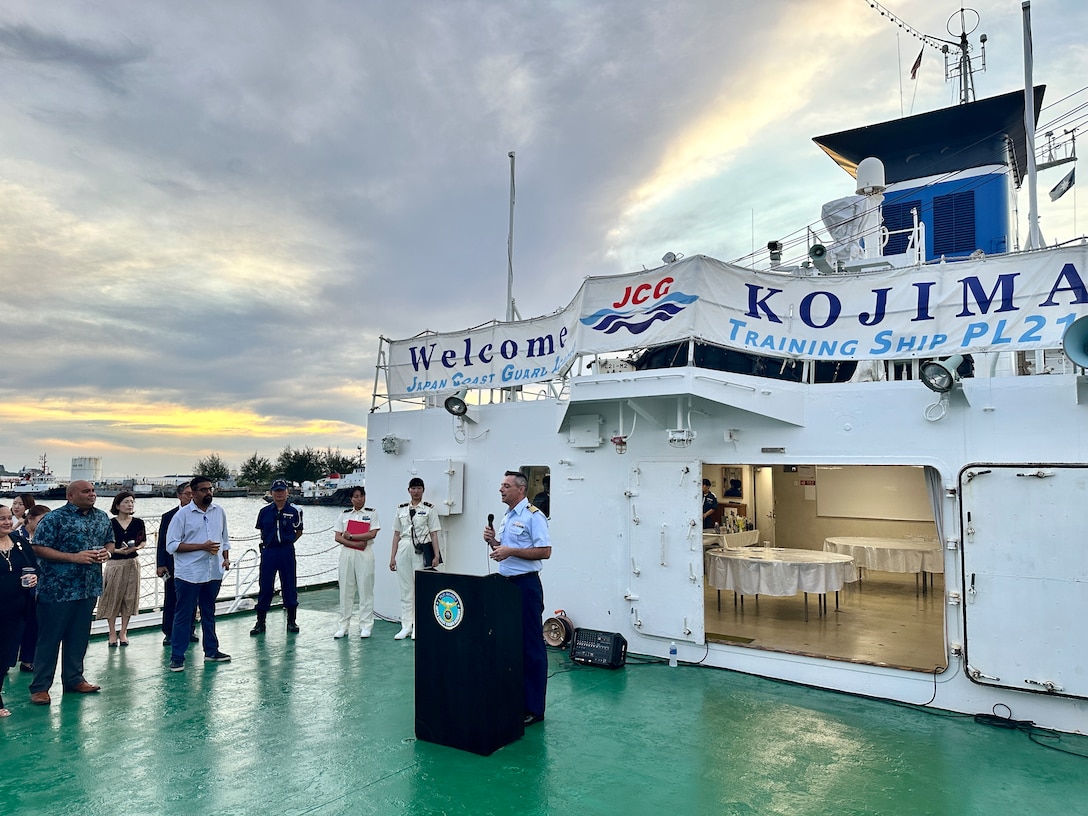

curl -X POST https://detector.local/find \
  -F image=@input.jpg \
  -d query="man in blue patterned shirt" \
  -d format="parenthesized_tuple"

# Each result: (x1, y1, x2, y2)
(29, 480, 115, 704)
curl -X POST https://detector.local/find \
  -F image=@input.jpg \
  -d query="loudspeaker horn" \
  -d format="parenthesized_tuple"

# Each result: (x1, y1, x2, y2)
(808, 244, 835, 274)
(1062, 315, 1088, 368)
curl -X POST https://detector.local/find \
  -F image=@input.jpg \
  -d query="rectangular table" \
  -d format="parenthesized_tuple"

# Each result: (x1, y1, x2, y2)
(702, 530, 760, 550)
(704, 547, 857, 620)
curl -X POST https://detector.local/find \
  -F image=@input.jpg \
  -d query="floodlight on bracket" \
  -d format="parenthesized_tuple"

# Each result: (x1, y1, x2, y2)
(443, 389, 478, 423)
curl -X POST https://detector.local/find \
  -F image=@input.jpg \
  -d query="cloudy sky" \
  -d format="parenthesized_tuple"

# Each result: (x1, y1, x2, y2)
(1, 0, 1085, 479)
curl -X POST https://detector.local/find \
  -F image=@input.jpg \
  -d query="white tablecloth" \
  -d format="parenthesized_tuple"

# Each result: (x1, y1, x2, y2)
(822, 536, 943, 574)
(702, 530, 761, 549)
(704, 548, 857, 596)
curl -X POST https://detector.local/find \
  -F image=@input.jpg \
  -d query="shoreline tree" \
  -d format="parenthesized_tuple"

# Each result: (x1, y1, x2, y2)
(238, 452, 274, 487)
(193, 453, 231, 482)
(275, 445, 324, 484)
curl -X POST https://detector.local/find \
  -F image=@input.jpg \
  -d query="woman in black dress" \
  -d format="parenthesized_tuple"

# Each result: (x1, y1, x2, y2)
(0, 504, 38, 717)
(99, 492, 146, 646)
(11, 505, 49, 673)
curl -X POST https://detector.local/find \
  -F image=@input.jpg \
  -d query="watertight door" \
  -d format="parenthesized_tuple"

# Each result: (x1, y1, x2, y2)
(960, 464, 1088, 699)
(625, 459, 705, 644)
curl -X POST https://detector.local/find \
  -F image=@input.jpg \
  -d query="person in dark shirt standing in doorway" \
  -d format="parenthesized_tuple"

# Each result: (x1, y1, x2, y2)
(701, 479, 718, 529)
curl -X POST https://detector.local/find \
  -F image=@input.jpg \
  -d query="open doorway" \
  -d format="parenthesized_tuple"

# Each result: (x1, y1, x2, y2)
(520, 465, 551, 518)
(701, 464, 947, 672)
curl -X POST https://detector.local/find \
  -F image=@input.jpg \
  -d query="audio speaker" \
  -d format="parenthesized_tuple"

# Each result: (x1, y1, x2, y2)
(1062, 315, 1088, 368)
(569, 628, 627, 669)
(808, 244, 835, 274)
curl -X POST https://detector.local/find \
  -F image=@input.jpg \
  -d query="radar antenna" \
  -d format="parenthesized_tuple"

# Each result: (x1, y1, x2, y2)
(865, 2, 987, 104)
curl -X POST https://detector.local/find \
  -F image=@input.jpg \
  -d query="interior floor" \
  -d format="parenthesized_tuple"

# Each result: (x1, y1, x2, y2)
(705, 571, 947, 671)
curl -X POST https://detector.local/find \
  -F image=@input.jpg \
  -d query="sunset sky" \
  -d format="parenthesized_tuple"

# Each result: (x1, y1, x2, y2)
(1, 0, 1085, 478)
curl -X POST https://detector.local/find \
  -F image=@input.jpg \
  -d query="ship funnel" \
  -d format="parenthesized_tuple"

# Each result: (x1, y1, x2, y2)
(1062, 315, 1088, 368)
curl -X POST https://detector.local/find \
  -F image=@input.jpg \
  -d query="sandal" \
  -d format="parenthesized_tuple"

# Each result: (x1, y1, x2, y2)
(119, 640, 129, 647)
(108, 640, 119, 648)
(0, 708, 11, 717)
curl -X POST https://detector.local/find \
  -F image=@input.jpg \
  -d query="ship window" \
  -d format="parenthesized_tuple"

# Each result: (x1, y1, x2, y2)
(932, 190, 976, 256)
(881, 198, 922, 256)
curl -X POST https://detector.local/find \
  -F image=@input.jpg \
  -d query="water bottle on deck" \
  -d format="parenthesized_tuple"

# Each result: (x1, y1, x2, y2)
(668, 642, 678, 668)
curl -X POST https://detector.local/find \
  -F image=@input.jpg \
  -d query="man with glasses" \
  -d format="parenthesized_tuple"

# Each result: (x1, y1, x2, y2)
(156, 482, 198, 646)
(165, 476, 231, 672)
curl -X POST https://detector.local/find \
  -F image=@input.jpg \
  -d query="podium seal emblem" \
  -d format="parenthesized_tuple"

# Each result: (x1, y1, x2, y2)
(433, 588, 464, 630)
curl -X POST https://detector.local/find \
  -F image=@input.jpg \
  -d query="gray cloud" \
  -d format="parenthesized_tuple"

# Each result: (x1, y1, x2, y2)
(0, 22, 147, 92)
(0, 0, 1084, 475)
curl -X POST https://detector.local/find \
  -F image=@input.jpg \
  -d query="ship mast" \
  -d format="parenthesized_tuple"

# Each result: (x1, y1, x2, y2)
(866, 2, 987, 104)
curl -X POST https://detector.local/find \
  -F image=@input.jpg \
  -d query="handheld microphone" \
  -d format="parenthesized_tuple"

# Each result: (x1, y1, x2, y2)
(487, 513, 494, 529)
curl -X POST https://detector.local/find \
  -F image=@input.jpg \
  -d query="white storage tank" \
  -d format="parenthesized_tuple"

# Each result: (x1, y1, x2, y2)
(71, 457, 103, 482)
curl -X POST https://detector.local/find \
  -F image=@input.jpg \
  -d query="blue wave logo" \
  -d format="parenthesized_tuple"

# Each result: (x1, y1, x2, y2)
(580, 291, 698, 335)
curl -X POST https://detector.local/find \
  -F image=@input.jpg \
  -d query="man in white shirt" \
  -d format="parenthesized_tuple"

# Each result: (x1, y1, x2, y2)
(165, 476, 232, 672)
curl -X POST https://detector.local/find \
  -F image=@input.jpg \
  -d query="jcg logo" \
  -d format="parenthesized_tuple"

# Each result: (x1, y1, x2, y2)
(580, 276, 698, 335)
(433, 589, 464, 630)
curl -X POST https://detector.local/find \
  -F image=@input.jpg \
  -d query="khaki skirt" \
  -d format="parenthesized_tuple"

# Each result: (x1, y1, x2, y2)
(98, 558, 140, 619)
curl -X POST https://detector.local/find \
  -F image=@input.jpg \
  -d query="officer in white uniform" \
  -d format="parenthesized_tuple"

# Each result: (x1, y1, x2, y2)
(388, 477, 441, 640)
(333, 486, 380, 638)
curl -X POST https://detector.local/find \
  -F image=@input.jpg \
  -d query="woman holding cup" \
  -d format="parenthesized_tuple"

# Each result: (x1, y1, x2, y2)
(11, 505, 48, 673)
(0, 505, 38, 716)
(98, 492, 146, 647)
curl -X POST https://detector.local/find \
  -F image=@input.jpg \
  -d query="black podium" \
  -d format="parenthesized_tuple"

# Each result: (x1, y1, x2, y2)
(415, 571, 524, 755)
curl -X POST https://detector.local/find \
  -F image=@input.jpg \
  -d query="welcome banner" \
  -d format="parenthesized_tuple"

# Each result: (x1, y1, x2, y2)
(385, 250, 1088, 399)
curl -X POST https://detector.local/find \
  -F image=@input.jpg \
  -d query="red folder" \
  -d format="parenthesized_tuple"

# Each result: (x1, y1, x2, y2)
(346, 519, 370, 536)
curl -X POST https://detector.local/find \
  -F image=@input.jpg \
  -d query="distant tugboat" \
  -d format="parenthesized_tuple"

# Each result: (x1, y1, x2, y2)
(6, 453, 66, 499)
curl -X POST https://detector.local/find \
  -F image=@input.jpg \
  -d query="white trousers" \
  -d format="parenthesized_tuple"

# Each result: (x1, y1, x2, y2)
(338, 545, 375, 630)
(395, 540, 424, 627)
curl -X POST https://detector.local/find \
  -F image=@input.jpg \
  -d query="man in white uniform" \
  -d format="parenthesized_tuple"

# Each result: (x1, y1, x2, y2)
(333, 487, 380, 639)
(387, 477, 441, 640)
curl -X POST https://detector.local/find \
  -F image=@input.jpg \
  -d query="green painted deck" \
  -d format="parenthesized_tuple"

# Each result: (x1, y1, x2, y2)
(2, 587, 1085, 816)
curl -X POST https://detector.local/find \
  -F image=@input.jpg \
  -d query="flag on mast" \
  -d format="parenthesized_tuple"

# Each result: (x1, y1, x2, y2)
(910, 47, 924, 80)
(1049, 167, 1076, 202)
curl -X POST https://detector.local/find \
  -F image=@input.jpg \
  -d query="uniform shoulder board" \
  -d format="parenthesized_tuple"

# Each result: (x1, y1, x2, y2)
(341, 508, 352, 513)
(528, 504, 540, 513)
(364, 507, 375, 512)
(398, 502, 409, 508)
(423, 501, 433, 508)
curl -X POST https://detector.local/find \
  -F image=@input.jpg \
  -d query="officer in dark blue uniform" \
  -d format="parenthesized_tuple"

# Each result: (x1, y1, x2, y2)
(251, 478, 304, 635)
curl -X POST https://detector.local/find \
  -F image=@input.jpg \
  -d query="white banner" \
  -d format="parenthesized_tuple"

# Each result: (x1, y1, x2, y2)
(385, 249, 1088, 398)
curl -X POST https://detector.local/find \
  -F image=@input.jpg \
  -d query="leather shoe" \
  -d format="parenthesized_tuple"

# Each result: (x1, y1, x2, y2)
(65, 681, 101, 694)
(30, 691, 51, 705)
(523, 712, 544, 726)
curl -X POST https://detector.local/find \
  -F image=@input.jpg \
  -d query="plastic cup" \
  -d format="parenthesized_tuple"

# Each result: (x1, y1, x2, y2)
(20, 567, 35, 587)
